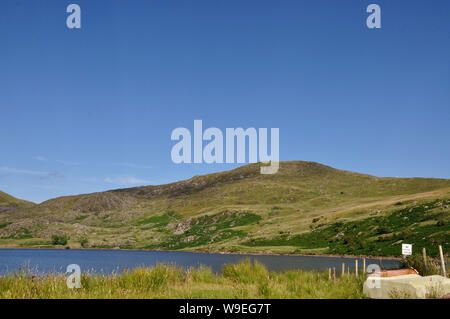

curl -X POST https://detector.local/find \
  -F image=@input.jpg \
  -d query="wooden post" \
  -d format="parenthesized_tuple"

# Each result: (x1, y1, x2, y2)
(363, 258, 366, 274)
(422, 248, 427, 267)
(333, 267, 336, 280)
(347, 266, 350, 275)
(439, 245, 447, 278)
(379, 258, 383, 270)
(342, 263, 345, 277)
(329, 268, 332, 280)
(355, 260, 359, 277)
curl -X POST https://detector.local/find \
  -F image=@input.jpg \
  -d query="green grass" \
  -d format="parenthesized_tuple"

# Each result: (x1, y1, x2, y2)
(74, 215, 89, 221)
(0, 260, 366, 299)
(134, 211, 181, 226)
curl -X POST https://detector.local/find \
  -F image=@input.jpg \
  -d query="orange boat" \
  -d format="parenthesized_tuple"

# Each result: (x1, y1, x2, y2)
(378, 268, 419, 277)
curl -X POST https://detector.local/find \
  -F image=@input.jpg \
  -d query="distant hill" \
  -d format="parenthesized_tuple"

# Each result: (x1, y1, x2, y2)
(0, 161, 449, 257)
(0, 190, 35, 212)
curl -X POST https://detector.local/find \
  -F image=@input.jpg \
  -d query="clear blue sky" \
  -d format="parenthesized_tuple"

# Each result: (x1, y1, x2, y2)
(1, 0, 449, 203)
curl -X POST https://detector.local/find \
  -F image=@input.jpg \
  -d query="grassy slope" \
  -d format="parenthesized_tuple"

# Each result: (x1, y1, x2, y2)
(0, 161, 449, 257)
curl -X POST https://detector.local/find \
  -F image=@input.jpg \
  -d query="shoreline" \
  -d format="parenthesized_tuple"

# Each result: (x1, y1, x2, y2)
(0, 246, 403, 261)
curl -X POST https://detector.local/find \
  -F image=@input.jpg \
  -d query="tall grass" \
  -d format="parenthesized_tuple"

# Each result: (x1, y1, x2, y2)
(0, 260, 366, 299)
(402, 254, 449, 277)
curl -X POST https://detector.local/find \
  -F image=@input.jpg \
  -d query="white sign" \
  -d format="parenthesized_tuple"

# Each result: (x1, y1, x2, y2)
(402, 244, 412, 255)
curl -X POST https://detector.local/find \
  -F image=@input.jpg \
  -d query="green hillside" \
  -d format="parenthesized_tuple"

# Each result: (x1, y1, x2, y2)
(0, 161, 449, 257)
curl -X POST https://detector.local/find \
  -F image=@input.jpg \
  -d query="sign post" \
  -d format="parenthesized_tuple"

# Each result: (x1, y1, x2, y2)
(402, 244, 412, 256)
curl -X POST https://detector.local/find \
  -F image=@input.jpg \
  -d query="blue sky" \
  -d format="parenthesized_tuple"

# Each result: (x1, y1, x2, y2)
(1, 0, 449, 203)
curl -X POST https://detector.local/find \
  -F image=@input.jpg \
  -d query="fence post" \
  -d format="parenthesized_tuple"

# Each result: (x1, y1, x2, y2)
(355, 260, 359, 277)
(329, 268, 332, 280)
(342, 263, 345, 277)
(422, 247, 427, 267)
(439, 245, 447, 277)
(363, 258, 366, 274)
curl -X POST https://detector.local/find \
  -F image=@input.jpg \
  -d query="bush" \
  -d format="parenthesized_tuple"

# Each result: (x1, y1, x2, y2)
(51, 235, 68, 246)
(79, 236, 89, 248)
(436, 217, 448, 227)
(376, 226, 391, 235)
(397, 229, 413, 240)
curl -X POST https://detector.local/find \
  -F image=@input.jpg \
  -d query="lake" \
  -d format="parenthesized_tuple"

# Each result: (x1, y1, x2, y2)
(0, 249, 402, 275)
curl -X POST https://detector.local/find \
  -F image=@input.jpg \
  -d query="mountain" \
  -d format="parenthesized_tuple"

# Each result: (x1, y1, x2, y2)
(0, 161, 449, 256)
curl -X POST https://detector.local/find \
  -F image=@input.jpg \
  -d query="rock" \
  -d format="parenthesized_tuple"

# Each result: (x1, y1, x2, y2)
(203, 226, 216, 233)
(173, 218, 192, 235)
(364, 274, 450, 299)
(183, 235, 199, 243)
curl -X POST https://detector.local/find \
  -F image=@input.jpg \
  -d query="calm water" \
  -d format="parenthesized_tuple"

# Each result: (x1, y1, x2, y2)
(0, 249, 402, 275)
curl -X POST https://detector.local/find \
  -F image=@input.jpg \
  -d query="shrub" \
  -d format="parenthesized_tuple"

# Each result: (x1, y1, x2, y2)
(436, 217, 448, 227)
(51, 235, 68, 246)
(376, 226, 391, 235)
(397, 229, 413, 240)
(79, 236, 89, 248)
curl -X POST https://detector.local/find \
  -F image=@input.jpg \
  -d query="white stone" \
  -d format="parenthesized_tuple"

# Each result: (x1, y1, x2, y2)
(363, 274, 450, 299)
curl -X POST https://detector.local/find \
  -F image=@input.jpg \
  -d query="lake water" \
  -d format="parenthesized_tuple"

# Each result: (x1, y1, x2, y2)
(0, 249, 402, 275)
